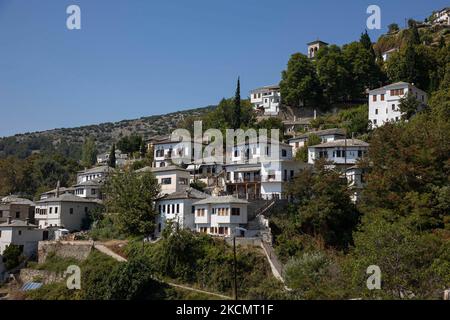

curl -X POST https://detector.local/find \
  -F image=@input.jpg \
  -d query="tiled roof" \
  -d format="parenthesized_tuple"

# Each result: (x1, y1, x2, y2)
(158, 188, 209, 200)
(77, 165, 112, 174)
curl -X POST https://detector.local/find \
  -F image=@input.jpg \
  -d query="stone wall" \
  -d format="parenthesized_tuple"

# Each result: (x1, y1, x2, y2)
(38, 241, 94, 264)
(19, 268, 65, 285)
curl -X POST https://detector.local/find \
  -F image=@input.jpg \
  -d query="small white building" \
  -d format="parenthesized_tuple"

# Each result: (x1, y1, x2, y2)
(228, 140, 293, 164)
(136, 165, 190, 195)
(0, 218, 44, 258)
(345, 166, 368, 203)
(35, 194, 100, 232)
(155, 188, 209, 237)
(77, 166, 112, 184)
(308, 139, 369, 165)
(381, 48, 399, 62)
(97, 149, 128, 167)
(250, 85, 281, 115)
(368, 82, 428, 128)
(307, 40, 328, 59)
(73, 180, 103, 199)
(288, 128, 346, 156)
(193, 196, 248, 237)
(432, 7, 450, 25)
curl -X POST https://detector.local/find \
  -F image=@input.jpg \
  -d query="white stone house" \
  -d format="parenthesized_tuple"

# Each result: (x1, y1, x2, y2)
(73, 180, 103, 199)
(151, 137, 205, 168)
(431, 7, 450, 25)
(155, 188, 209, 237)
(193, 196, 248, 237)
(381, 48, 399, 62)
(345, 166, 368, 203)
(250, 85, 281, 115)
(35, 194, 100, 232)
(136, 165, 190, 196)
(368, 82, 428, 128)
(260, 160, 305, 199)
(308, 139, 369, 165)
(288, 128, 346, 156)
(0, 218, 44, 258)
(77, 166, 112, 184)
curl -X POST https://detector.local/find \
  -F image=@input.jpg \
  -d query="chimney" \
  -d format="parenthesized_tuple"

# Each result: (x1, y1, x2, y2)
(294, 116, 296, 122)
(56, 180, 60, 198)
(7, 216, 12, 225)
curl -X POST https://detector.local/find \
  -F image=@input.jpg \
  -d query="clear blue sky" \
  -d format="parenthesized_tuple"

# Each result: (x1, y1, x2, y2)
(0, 0, 447, 137)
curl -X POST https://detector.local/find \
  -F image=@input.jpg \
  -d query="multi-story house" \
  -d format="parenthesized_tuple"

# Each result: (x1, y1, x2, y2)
(260, 160, 305, 199)
(431, 7, 450, 25)
(155, 188, 209, 237)
(288, 128, 346, 156)
(77, 166, 112, 184)
(250, 85, 281, 115)
(35, 194, 100, 232)
(136, 165, 190, 195)
(225, 140, 295, 199)
(151, 137, 205, 168)
(0, 196, 36, 224)
(0, 218, 44, 258)
(193, 196, 248, 237)
(308, 139, 369, 166)
(73, 180, 103, 199)
(345, 166, 368, 203)
(368, 82, 428, 128)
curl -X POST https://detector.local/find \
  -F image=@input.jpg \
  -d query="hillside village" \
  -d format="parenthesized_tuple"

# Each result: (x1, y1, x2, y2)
(0, 7, 449, 300)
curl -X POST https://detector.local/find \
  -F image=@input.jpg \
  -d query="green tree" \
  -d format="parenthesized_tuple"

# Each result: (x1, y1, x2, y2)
(348, 215, 449, 299)
(108, 144, 116, 168)
(342, 42, 384, 99)
(398, 92, 421, 120)
(81, 137, 98, 168)
(104, 169, 160, 237)
(117, 134, 143, 155)
(316, 45, 350, 104)
(287, 161, 360, 248)
(387, 23, 400, 33)
(2, 244, 24, 270)
(360, 30, 375, 58)
(280, 53, 323, 108)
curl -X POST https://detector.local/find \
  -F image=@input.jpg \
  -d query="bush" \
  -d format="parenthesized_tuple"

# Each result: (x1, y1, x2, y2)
(2, 244, 24, 270)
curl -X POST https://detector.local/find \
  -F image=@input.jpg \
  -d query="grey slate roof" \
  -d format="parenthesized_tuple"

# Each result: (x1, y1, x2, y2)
(288, 128, 346, 142)
(136, 165, 188, 173)
(0, 220, 38, 228)
(37, 193, 100, 204)
(77, 165, 112, 174)
(158, 188, 210, 201)
(309, 139, 369, 148)
(193, 196, 248, 206)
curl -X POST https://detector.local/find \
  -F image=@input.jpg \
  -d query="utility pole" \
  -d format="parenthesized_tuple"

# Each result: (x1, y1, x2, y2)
(233, 235, 238, 300)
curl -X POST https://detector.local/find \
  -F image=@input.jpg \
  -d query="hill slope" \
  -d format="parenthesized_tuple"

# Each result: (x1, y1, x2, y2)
(0, 106, 215, 159)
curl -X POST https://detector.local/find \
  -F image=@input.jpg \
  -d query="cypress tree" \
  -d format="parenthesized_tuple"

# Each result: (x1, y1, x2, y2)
(108, 144, 116, 168)
(233, 77, 241, 129)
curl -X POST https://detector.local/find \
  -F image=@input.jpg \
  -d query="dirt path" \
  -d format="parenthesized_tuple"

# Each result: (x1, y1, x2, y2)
(93, 242, 232, 300)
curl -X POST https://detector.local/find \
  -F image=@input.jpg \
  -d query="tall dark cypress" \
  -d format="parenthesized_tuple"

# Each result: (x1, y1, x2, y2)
(233, 77, 241, 129)
(108, 144, 116, 168)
